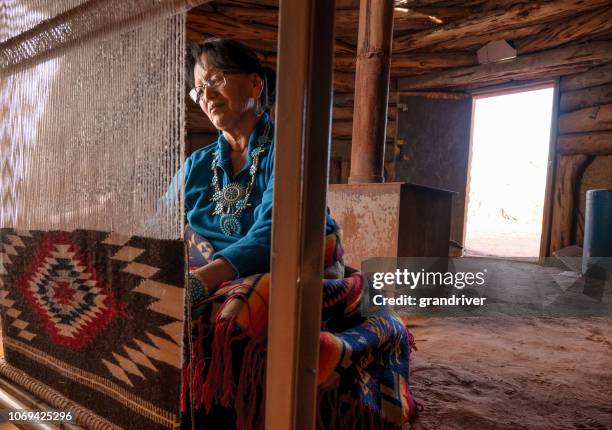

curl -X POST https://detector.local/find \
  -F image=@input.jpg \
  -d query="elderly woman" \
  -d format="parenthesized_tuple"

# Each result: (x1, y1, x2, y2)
(184, 38, 336, 293)
(181, 38, 415, 430)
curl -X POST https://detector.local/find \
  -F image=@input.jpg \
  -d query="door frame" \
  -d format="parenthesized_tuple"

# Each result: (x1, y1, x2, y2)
(464, 79, 559, 260)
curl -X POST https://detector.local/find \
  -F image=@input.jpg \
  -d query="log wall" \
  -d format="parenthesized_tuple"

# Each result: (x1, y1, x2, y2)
(550, 63, 612, 253)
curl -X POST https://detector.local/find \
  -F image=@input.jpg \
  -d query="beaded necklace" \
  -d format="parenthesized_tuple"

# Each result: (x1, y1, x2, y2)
(210, 121, 272, 236)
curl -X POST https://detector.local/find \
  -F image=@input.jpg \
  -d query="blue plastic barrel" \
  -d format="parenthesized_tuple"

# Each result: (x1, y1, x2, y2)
(582, 189, 612, 276)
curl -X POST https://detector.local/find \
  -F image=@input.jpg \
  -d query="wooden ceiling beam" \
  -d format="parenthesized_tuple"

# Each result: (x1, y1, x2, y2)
(207, 6, 439, 36)
(187, 29, 278, 52)
(211, 0, 360, 9)
(259, 51, 476, 72)
(393, 0, 610, 53)
(340, 9, 437, 33)
(213, 0, 279, 7)
(391, 51, 476, 71)
(395, 6, 473, 23)
(187, 14, 277, 43)
(213, 6, 278, 26)
(397, 41, 612, 91)
(401, 0, 488, 6)
(188, 11, 356, 54)
(415, 21, 546, 52)
(515, 7, 612, 55)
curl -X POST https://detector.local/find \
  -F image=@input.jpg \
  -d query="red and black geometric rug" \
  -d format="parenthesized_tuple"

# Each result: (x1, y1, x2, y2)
(0, 228, 185, 430)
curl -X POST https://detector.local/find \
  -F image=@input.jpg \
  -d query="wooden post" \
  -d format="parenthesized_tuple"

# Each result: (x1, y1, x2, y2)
(348, 0, 394, 184)
(265, 0, 336, 429)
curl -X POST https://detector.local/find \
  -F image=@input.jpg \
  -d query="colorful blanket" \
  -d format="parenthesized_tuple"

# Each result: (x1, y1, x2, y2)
(181, 226, 416, 429)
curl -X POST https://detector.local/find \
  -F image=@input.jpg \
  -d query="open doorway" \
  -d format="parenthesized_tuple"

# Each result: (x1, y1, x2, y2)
(464, 84, 555, 258)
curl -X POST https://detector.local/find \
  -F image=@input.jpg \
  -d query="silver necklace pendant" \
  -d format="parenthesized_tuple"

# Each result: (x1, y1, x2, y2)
(220, 213, 242, 236)
(210, 121, 272, 237)
(212, 182, 246, 211)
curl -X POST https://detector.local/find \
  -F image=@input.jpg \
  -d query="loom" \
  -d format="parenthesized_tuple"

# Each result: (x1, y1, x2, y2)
(0, 1, 206, 428)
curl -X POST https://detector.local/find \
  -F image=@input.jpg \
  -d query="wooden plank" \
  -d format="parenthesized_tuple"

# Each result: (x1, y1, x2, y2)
(557, 131, 612, 155)
(392, 0, 609, 53)
(333, 91, 398, 107)
(333, 71, 356, 92)
(393, 0, 608, 52)
(559, 83, 612, 112)
(333, 103, 396, 120)
(266, 0, 336, 428)
(216, 0, 359, 10)
(215, 0, 278, 7)
(212, 6, 279, 26)
(412, 20, 550, 52)
(558, 103, 612, 134)
(336, 7, 440, 34)
(189, 5, 358, 54)
(397, 5, 475, 22)
(333, 119, 396, 140)
(201, 7, 438, 35)
(334, 52, 478, 73)
(187, 13, 277, 43)
(213, 0, 358, 9)
(397, 42, 612, 91)
(549, 154, 590, 254)
(186, 26, 278, 52)
(332, 138, 395, 162)
(391, 51, 477, 72)
(560, 63, 612, 92)
(403, 0, 519, 12)
(515, 7, 612, 55)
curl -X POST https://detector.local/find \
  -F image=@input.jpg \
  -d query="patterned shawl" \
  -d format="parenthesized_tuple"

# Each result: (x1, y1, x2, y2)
(181, 226, 416, 429)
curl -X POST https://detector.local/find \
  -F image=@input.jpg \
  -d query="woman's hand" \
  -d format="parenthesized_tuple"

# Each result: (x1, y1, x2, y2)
(191, 257, 237, 292)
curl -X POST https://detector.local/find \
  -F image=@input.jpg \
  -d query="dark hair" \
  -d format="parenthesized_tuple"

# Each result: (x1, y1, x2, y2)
(188, 37, 276, 112)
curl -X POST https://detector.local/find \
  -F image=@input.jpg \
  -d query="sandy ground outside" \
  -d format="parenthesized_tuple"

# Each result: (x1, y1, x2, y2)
(407, 315, 612, 430)
(464, 227, 542, 259)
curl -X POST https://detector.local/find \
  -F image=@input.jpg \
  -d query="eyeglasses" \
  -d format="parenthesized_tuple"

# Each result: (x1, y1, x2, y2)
(189, 70, 243, 104)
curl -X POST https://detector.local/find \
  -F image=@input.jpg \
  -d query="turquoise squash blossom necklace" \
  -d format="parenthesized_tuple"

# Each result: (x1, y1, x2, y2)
(210, 121, 272, 236)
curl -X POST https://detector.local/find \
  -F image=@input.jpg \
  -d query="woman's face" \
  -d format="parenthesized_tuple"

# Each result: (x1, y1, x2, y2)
(193, 55, 263, 131)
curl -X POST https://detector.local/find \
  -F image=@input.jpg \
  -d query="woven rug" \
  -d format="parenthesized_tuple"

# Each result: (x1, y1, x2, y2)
(0, 228, 185, 430)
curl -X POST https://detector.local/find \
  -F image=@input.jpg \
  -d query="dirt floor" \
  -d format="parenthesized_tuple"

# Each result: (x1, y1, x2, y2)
(403, 259, 612, 430)
(407, 316, 612, 430)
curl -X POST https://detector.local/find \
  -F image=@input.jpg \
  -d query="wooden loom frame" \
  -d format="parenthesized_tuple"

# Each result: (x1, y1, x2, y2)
(266, 0, 337, 429)
(0, 0, 337, 428)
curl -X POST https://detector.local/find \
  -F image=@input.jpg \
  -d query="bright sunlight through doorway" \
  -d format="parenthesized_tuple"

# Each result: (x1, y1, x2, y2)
(464, 85, 555, 258)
